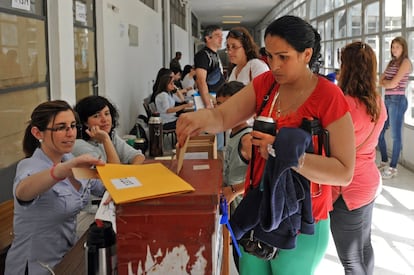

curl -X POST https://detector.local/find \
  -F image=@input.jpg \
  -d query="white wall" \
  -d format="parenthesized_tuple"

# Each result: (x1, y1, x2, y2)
(171, 24, 191, 67)
(48, 0, 194, 136)
(402, 127, 414, 170)
(96, 0, 164, 135)
(47, 0, 76, 104)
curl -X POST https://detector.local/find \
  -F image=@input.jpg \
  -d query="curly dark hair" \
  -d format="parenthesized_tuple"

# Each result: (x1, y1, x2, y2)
(74, 95, 119, 141)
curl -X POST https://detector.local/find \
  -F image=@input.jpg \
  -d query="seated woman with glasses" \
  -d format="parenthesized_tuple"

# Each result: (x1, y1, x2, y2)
(153, 74, 194, 130)
(226, 27, 269, 85)
(5, 100, 106, 275)
(72, 95, 145, 164)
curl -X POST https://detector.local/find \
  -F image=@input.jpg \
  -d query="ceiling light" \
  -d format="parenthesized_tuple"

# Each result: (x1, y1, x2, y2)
(222, 15, 243, 18)
(222, 21, 241, 24)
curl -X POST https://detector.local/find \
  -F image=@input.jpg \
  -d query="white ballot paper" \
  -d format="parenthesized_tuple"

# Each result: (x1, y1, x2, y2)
(94, 191, 117, 233)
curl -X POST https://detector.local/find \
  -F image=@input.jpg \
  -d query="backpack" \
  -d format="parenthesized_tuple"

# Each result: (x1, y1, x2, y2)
(129, 115, 149, 154)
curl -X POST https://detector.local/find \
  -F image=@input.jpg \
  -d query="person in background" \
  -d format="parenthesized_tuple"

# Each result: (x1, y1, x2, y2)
(259, 46, 270, 67)
(195, 25, 226, 150)
(152, 68, 173, 101)
(5, 100, 106, 275)
(176, 15, 355, 275)
(154, 74, 193, 130)
(151, 67, 191, 103)
(378, 36, 412, 179)
(326, 68, 340, 84)
(73, 95, 145, 164)
(331, 42, 387, 275)
(226, 27, 269, 85)
(171, 66, 184, 89)
(216, 80, 251, 271)
(170, 51, 182, 72)
(182, 64, 197, 93)
(194, 25, 225, 108)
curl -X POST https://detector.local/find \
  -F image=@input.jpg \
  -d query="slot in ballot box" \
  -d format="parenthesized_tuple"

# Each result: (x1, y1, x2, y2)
(116, 159, 223, 274)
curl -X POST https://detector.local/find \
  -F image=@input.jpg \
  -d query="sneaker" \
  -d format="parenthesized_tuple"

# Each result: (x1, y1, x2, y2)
(377, 161, 388, 171)
(381, 167, 398, 179)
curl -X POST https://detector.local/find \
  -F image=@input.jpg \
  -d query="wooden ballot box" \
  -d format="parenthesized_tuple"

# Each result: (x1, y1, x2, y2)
(116, 159, 223, 274)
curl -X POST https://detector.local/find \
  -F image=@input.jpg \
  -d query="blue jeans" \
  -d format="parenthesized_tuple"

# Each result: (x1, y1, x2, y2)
(216, 132, 224, 151)
(378, 95, 408, 168)
(330, 196, 375, 275)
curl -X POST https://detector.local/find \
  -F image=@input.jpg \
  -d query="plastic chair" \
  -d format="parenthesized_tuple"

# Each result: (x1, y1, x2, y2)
(163, 128, 176, 147)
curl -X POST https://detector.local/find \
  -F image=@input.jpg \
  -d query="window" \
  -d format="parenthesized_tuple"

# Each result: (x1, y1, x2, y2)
(348, 3, 361, 37)
(405, 32, 414, 125)
(334, 40, 347, 69)
(140, 0, 155, 10)
(0, 1, 48, 167)
(317, 21, 324, 41)
(170, 0, 186, 31)
(365, 2, 380, 34)
(191, 12, 198, 38)
(334, 0, 345, 8)
(73, 0, 97, 101)
(407, 0, 414, 27)
(309, 0, 317, 19)
(324, 40, 334, 71)
(325, 17, 333, 40)
(406, 80, 414, 125)
(365, 35, 380, 58)
(335, 9, 346, 39)
(384, 0, 402, 31)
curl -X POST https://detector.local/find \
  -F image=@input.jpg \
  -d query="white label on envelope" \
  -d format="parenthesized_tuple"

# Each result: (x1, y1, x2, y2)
(111, 177, 142, 189)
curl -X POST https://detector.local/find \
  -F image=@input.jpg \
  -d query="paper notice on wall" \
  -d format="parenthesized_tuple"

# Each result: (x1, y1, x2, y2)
(12, 0, 30, 11)
(75, 1, 87, 23)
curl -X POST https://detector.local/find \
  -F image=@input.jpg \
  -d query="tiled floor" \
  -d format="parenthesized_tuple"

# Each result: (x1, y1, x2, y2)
(229, 162, 414, 275)
(315, 162, 414, 275)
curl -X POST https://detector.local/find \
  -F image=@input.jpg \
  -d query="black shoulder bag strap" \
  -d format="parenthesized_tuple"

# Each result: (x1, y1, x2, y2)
(249, 81, 276, 190)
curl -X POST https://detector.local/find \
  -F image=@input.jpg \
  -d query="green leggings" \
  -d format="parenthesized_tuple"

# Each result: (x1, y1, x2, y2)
(238, 218, 330, 275)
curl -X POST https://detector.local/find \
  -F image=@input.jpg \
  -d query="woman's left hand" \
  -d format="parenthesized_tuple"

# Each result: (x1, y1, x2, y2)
(250, 130, 276, 159)
(86, 126, 110, 143)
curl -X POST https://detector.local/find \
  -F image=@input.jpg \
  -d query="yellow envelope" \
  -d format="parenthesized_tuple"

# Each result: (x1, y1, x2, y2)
(96, 163, 195, 204)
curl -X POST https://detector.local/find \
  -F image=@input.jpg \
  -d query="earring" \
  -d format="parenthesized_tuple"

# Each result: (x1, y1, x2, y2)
(38, 139, 43, 143)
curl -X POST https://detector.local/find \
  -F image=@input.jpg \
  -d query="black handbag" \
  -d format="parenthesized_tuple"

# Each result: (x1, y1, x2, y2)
(239, 230, 278, 260)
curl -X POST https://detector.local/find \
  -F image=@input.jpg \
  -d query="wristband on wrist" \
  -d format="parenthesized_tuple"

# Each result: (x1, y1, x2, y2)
(230, 185, 236, 193)
(50, 164, 65, 181)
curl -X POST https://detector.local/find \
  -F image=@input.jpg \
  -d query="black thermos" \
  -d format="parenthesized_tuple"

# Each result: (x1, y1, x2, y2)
(85, 220, 117, 275)
(149, 112, 163, 157)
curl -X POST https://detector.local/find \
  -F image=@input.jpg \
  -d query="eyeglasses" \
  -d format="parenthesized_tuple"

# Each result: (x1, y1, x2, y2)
(45, 123, 78, 133)
(226, 45, 243, 51)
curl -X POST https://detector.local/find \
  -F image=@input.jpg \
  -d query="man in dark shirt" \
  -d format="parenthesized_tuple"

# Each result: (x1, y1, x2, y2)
(170, 51, 182, 72)
(194, 25, 225, 108)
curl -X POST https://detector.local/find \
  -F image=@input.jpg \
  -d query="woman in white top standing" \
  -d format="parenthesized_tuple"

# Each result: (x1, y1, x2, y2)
(226, 27, 269, 85)
(227, 26, 269, 127)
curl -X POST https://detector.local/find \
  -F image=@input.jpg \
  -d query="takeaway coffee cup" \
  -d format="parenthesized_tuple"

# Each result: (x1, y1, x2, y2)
(253, 116, 276, 136)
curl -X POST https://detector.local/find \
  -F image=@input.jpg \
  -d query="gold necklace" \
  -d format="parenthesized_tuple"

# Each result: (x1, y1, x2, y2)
(275, 71, 314, 117)
(276, 89, 305, 118)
